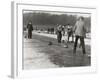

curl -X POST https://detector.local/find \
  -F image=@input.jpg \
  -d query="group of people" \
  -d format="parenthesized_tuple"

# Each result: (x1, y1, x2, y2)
(26, 16, 86, 54)
(48, 28, 55, 34)
(56, 24, 74, 44)
(56, 16, 86, 54)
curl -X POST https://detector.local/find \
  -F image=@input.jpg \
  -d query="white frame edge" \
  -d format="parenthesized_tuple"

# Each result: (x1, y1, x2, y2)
(11, 1, 97, 78)
(11, 1, 18, 78)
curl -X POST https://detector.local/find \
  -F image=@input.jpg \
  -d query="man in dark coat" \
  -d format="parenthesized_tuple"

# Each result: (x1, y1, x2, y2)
(56, 25, 63, 43)
(27, 21, 33, 39)
(67, 24, 74, 42)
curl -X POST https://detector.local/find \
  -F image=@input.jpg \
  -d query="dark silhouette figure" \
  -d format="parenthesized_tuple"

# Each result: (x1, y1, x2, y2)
(67, 24, 74, 42)
(27, 22, 33, 39)
(56, 25, 62, 43)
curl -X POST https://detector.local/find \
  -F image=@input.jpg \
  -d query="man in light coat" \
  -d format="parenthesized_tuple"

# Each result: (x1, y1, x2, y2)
(62, 25, 68, 48)
(73, 17, 86, 54)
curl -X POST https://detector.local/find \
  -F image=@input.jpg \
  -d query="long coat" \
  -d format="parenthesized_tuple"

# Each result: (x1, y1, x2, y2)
(74, 20, 86, 37)
(27, 23, 33, 32)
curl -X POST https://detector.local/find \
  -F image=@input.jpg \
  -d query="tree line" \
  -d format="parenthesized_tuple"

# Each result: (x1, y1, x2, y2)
(23, 12, 91, 32)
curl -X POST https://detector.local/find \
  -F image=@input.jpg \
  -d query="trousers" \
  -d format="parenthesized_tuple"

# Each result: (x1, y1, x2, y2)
(73, 35, 86, 54)
(28, 31, 32, 39)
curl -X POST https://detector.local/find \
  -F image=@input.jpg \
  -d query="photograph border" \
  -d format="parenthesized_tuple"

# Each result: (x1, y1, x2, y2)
(11, 1, 97, 78)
